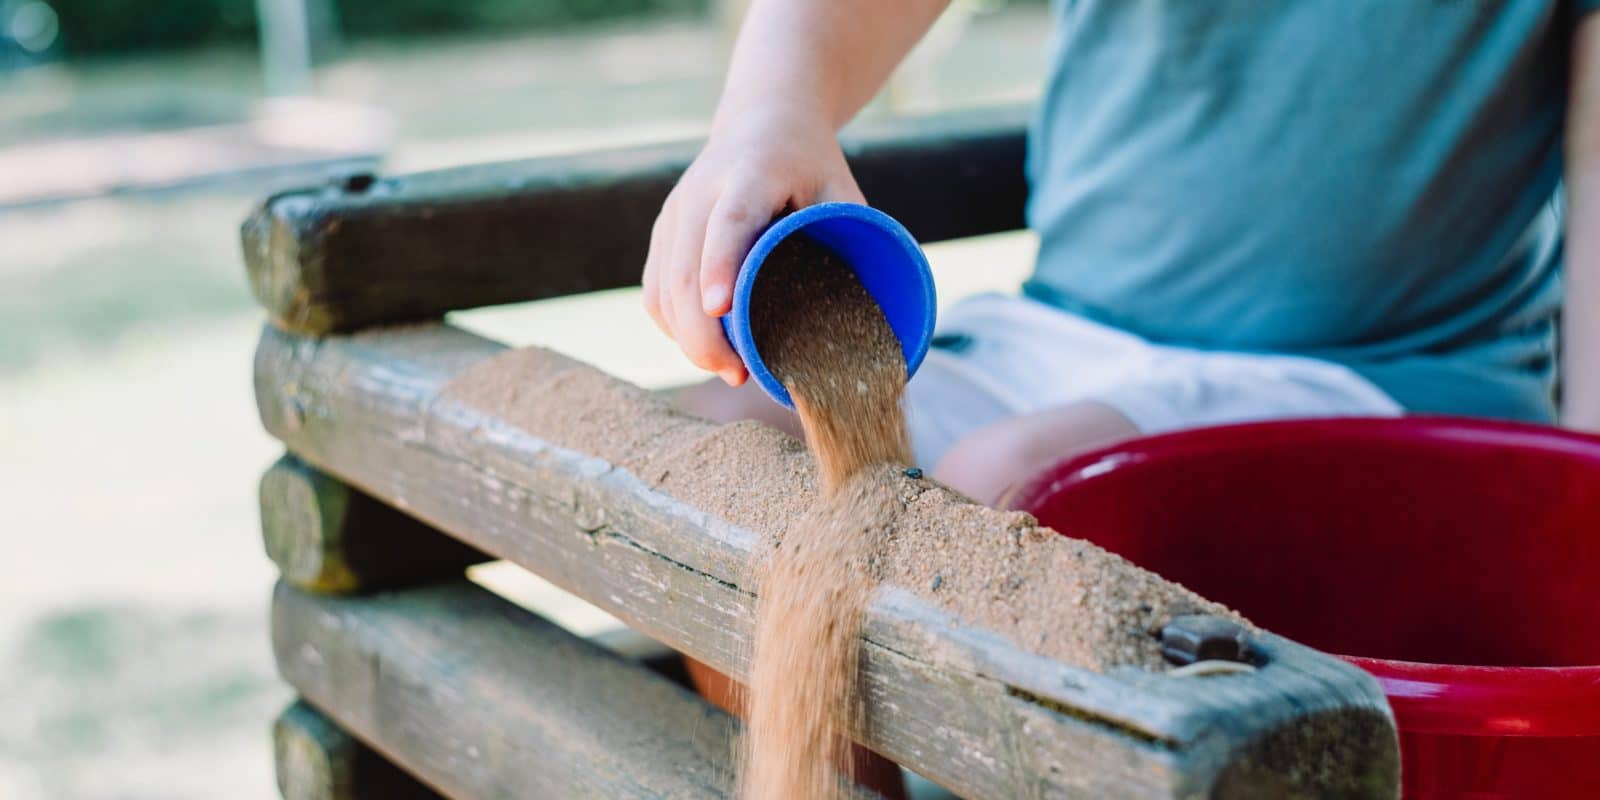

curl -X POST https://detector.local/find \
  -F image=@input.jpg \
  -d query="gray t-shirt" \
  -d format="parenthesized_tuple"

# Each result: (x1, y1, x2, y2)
(1025, 0, 1599, 422)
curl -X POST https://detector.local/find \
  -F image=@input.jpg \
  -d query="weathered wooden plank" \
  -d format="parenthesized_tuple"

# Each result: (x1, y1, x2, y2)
(241, 107, 1030, 334)
(254, 323, 1399, 799)
(261, 453, 489, 593)
(273, 580, 744, 799)
(274, 699, 443, 800)
(262, 453, 692, 681)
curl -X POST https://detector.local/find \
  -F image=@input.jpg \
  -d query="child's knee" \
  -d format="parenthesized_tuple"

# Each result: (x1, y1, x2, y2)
(931, 425, 1042, 508)
(932, 402, 1139, 508)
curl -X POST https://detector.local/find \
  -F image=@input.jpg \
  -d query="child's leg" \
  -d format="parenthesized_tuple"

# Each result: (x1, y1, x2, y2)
(930, 342, 1407, 509)
(932, 400, 1139, 507)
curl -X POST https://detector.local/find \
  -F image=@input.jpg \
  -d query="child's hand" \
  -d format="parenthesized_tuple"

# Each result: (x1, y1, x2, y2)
(642, 111, 865, 386)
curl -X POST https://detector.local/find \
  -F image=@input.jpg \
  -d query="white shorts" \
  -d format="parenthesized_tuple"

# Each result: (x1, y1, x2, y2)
(905, 294, 1403, 466)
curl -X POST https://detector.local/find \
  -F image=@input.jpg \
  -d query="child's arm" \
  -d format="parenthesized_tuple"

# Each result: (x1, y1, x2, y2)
(643, 0, 951, 385)
(1567, 17, 1600, 431)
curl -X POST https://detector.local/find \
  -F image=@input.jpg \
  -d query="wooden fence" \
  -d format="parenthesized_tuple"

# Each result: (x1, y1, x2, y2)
(249, 106, 1399, 799)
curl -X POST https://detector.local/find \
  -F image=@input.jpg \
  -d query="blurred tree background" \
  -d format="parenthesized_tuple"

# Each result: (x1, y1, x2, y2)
(0, 1, 1052, 796)
(45, 0, 708, 56)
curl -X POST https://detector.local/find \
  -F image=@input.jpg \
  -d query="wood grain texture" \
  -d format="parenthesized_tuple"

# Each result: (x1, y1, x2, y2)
(274, 699, 443, 800)
(261, 453, 489, 593)
(241, 107, 1030, 334)
(254, 323, 1399, 799)
(273, 580, 745, 799)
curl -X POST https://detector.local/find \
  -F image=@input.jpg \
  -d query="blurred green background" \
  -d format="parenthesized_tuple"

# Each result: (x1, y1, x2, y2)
(0, 1, 1049, 797)
(48, 0, 708, 55)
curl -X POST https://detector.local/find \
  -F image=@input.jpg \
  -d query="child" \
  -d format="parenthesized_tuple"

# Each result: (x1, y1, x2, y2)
(643, 0, 1600, 507)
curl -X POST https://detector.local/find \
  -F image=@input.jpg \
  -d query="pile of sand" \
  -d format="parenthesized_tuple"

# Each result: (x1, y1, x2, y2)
(445, 350, 1237, 677)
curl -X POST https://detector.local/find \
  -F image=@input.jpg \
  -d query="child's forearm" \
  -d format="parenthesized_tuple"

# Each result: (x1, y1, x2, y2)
(644, 0, 948, 382)
(714, 0, 950, 133)
(1566, 18, 1600, 430)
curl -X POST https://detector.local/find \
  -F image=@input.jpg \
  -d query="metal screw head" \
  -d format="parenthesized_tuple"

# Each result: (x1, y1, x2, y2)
(1160, 615, 1256, 667)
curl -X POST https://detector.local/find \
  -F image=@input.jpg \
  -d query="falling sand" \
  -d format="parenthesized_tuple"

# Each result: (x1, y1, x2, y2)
(740, 235, 910, 800)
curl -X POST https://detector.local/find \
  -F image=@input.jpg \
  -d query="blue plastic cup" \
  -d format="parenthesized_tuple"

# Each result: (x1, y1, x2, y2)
(721, 202, 937, 409)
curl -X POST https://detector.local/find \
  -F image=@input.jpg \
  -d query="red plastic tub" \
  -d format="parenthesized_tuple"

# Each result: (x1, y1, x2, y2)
(1012, 417, 1600, 798)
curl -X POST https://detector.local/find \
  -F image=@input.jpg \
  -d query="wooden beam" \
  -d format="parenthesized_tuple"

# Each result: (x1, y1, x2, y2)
(261, 453, 489, 593)
(274, 699, 442, 800)
(241, 107, 1030, 334)
(254, 323, 1399, 798)
(274, 580, 747, 799)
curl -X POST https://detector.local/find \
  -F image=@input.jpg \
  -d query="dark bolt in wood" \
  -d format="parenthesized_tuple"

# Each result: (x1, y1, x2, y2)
(339, 172, 378, 194)
(1160, 615, 1256, 667)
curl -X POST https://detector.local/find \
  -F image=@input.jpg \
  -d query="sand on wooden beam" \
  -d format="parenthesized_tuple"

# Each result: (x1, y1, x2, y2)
(261, 453, 489, 593)
(274, 699, 442, 800)
(254, 322, 1400, 799)
(240, 106, 1029, 334)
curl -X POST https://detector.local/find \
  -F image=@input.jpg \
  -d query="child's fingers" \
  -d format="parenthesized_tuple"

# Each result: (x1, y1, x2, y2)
(700, 182, 779, 316)
(669, 204, 746, 383)
(667, 195, 711, 322)
(674, 284, 746, 385)
(641, 203, 675, 335)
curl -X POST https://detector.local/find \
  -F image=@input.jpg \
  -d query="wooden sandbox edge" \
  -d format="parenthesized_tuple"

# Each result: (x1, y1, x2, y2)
(254, 321, 1398, 799)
